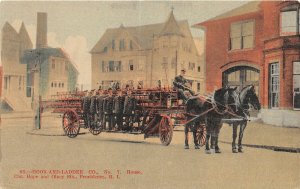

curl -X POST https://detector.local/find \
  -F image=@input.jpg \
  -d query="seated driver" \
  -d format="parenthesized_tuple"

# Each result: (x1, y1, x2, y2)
(173, 69, 195, 102)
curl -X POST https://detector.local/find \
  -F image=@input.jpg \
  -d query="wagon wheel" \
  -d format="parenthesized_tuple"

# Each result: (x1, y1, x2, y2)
(159, 116, 173, 146)
(89, 117, 103, 135)
(62, 110, 80, 138)
(196, 124, 206, 147)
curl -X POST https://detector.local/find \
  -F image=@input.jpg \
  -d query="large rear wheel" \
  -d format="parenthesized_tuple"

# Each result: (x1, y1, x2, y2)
(62, 110, 80, 138)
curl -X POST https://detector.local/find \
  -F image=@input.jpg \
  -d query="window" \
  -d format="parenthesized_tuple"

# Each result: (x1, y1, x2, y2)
(293, 62, 300, 109)
(197, 83, 201, 92)
(228, 70, 240, 82)
(230, 21, 254, 50)
(198, 66, 201, 72)
(103, 47, 108, 52)
(269, 63, 280, 108)
(112, 40, 115, 50)
(51, 82, 53, 87)
(119, 39, 125, 50)
(62, 83, 64, 88)
(280, 5, 300, 36)
(114, 61, 122, 72)
(109, 61, 115, 72)
(54, 82, 57, 88)
(129, 60, 134, 71)
(18, 76, 22, 90)
(4, 76, 8, 90)
(52, 59, 55, 69)
(188, 62, 195, 71)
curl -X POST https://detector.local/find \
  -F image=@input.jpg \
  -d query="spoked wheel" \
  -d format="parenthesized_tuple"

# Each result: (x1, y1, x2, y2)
(159, 116, 173, 146)
(196, 124, 207, 147)
(89, 119, 103, 135)
(62, 110, 80, 138)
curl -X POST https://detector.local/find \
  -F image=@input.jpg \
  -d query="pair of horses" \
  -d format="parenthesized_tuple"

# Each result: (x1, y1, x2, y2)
(185, 85, 261, 153)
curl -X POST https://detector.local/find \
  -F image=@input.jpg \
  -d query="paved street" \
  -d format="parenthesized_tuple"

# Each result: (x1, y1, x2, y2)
(0, 114, 299, 189)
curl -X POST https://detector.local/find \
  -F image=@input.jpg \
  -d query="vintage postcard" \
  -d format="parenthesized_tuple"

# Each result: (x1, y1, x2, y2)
(0, 0, 300, 189)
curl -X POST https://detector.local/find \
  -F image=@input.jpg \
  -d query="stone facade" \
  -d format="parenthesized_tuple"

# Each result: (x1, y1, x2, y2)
(91, 11, 204, 93)
(194, 1, 300, 127)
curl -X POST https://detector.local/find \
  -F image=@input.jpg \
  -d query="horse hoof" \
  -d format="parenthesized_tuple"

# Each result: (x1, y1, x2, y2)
(238, 148, 243, 153)
(184, 145, 189, 149)
(205, 150, 211, 154)
(232, 149, 238, 153)
(195, 145, 200, 149)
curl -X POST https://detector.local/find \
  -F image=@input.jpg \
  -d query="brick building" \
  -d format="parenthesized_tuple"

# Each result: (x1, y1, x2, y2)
(193, 1, 300, 127)
(0, 66, 2, 97)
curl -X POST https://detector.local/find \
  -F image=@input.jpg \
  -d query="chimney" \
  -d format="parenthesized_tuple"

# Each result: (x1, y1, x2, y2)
(36, 12, 47, 48)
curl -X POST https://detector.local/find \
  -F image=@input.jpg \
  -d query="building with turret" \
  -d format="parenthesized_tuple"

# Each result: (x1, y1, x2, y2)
(91, 10, 204, 94)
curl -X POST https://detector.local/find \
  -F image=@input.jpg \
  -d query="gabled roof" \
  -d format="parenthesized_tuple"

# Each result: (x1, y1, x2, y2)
(91, 13, 191, 53)
(193, 1, 261, 27)
(19, 22, 33, 49)
(21, 48, 79, 73)
(2, 22, 19, 40)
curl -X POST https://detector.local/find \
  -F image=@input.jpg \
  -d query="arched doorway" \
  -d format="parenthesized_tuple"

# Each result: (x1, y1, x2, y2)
(222, 66, 259, 95)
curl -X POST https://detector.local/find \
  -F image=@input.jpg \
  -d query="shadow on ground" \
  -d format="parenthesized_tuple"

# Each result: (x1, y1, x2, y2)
(220, 141, 300, 153)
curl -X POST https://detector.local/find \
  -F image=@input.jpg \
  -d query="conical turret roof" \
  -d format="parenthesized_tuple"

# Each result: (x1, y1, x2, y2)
(159, 10, 184, 37)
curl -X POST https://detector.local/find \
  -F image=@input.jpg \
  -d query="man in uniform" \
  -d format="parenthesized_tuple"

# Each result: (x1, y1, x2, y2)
(113, 89, 125, 130)
(82, 90, 92, 128)
(89, 89, 97, 127)
(96, 87, 107, 127)
(123, 89, 136, 131)
(173, 69, 195, 102)
(103, 88, 114, 130)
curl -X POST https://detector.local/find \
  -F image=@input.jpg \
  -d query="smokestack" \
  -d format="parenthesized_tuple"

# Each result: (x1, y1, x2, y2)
(36, 12, 47, 48)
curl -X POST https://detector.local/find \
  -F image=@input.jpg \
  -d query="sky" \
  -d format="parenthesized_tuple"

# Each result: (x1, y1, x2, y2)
(0, 1, 250, 89)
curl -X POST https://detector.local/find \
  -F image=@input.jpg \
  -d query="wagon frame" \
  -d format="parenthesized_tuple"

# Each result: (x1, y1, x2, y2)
(38, 87, 207, 146)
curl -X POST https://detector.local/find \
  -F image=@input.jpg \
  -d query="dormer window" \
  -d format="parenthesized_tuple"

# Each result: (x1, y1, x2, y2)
(280, 5, 300, 36)
(112, 40, 115, 50)
(103, 47, 107, 53)
(119, 39, 125, 50)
